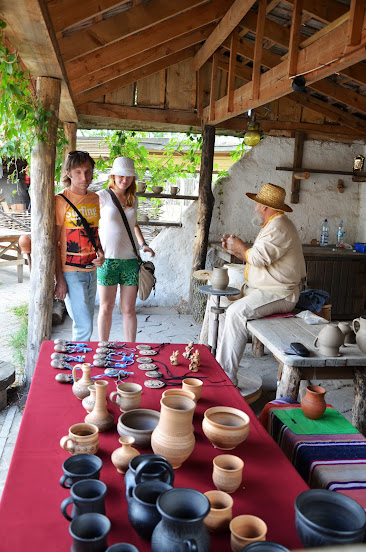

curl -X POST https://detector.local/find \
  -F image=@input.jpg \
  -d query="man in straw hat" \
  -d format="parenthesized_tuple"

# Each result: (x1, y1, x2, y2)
(201, 183, 306, 389)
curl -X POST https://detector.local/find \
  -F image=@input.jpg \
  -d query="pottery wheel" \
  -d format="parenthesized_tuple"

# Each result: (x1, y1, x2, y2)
(144, 379, 165, 389)
(136, 344, 152, 350)
(145, 370, 163, 378)
(138, 350, 157, 356)
(137, 357, 153, 364)
(138, 363, 158, 371)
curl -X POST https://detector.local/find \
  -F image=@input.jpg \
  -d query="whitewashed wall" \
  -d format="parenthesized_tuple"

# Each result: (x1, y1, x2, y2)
(138, 136, 366, 308)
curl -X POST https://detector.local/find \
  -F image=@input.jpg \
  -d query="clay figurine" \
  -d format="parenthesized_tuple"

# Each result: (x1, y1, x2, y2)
(183, 342, 194, 360)
(170, 351, 179, 366)
(189, 350, 200, 372)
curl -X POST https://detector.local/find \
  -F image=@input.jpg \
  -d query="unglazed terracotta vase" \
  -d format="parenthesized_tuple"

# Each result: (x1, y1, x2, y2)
(162, 388, 196, 402)
(60, 423, 99, 455)
(301, 385, 327, 420)
(82, 385, 97, 413)
(85, 380, 115, 432)
(211, 267, 229, 291)
(352, 316, 366, 354)
(111, 436, 140, 475)
(313, 323, 344, 356)
(181, 377, 203, 402)
(151, 396, 196, 469)
(72, 363, 94, 400)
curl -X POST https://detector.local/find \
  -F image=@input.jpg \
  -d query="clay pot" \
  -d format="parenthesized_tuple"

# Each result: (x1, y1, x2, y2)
(82, 385, 97, 413)
(85, 380, 115, 432)
(111, 436, 140, 475)
(128, 480, 173, 541)
(125, 454, 175, 502)
(230, 515, 267, 552)
(181, 377, 203, 402)
(151, 396, 196, 469)
(162, 388, 196, 402)
(313, 323, 344, 356)
(60, 423, 99, 455)
(19, 234, 31, 254)
(109, 382, 142, 412)
(301, 385, 327, 420)
(203, 490, 233, 533)
(352, 316, 366, 354)
(202, 406, 250, 450)
(338, 322, 356, 345)
(212, 454, 244, 494)
(72, 363, 94, 400)
(117, 409, 160, 448)
(211, 267, 229, 291)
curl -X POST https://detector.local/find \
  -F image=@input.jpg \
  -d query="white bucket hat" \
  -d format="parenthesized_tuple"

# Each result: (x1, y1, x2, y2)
(109, 157, 138, 178)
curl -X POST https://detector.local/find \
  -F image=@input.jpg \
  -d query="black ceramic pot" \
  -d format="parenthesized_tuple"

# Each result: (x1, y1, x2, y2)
(128, 480, 172, 541)
(291, 76, 306, 93)
(124, 454, 174, 502)
(69, 513, 111, 552)
(295, 489, 366, 547)
(240, 542, 290, 552)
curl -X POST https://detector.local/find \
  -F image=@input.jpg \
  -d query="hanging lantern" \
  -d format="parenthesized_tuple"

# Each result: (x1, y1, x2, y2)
(243, 117, 261, 147)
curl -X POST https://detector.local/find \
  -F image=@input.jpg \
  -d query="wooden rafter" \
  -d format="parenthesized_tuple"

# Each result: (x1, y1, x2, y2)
(193, 0, 257, 71)
(209, 53, 219, 121)
(283, 0, 348, 24)
(203, 12, 366, 124)
(287, 0, 303, 78)
(65, 0, 233, 82)
(347, 0, 365, 46)
(58, 0, 207, 62)
(227, 29, 238, 112)
(70, 24, 215, 96)
(74, 47, 196, 105)
(252, 0, 266, 99)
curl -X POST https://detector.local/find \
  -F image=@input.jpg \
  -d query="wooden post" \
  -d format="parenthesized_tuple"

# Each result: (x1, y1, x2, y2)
(25, 77, 61, 389)
(189, 125, 215, 307)
(290, 131, 305, 204)
(61, 122, 77, 183)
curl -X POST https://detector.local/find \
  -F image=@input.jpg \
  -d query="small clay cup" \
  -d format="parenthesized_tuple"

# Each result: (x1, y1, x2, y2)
(212, 454, 244, 494)
(137, 182, 147, 193)
(60, 423, 99, 456)
(203, 490, 233, 532)
(230, 515, 267, 552)
(182, 377, 203, 401)
(69, 513, 111, 552)
(60, 454, 103, 489)
(110, 382, 142, 412)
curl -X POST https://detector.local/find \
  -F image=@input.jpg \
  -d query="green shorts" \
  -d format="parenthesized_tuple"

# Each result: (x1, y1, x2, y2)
(97, 258, 139, 287)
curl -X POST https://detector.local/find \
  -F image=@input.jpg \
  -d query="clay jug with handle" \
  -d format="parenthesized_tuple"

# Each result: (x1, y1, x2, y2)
(72, 363, 94, 400)
(85, 380, 115, 432)
(352, 316, 366, 354)
(313, 323, 344, 356)
(301, 385, 327, 420)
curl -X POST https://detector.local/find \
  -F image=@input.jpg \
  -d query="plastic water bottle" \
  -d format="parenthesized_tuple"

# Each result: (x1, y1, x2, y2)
(320, 219, 329, 247)
(336, 220, 344, 248)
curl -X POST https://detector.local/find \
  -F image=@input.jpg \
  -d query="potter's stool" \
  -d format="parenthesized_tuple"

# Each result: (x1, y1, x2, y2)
(198, 285, 240, 357)
(0, 360, 15, 410)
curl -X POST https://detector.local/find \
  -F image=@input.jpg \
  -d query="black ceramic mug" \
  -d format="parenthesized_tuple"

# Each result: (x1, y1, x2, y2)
(61, 479, 107, 521)
(69, 513, 111, 552)
(60, 453, 103, 489)
(106, 545, 139, 552)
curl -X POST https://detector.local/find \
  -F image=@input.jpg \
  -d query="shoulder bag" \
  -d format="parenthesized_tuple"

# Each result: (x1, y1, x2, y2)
(106, 188, 156, 300)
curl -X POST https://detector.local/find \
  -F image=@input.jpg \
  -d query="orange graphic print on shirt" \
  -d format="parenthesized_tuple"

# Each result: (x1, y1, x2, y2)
(64, 203, 100, 268)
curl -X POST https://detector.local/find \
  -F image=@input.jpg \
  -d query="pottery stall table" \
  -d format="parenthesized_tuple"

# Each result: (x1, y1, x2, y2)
(246, 317, 366, 435)
(0, 342, 308, 551)
(0, 234, 25, 282)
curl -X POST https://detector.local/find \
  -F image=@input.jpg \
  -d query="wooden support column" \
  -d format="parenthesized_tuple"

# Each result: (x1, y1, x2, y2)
(291, 131, 305, 203)
(189, 125, 215, 307)
(61, 122, 77, 183)
(25, 77, 61, 389)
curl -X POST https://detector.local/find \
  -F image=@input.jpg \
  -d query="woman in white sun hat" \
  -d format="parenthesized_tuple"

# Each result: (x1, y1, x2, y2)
(97, 156, 155, 341)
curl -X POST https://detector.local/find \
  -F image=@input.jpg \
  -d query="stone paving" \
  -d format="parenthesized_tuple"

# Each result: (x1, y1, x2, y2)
(0, 263, 356, 500)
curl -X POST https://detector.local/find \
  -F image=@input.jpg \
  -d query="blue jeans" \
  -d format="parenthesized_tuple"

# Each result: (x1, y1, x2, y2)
(64, 271, 97, 341)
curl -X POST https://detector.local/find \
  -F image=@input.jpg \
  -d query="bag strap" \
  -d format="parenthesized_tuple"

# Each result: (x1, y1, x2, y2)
(106, 188, 142, 263)
(59, 193, 99, 254)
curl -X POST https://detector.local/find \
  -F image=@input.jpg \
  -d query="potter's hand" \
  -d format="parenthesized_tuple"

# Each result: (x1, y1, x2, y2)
(221, 234, 248, 261)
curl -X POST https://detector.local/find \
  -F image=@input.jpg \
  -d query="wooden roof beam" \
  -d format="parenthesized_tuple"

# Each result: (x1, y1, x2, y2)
(252, 0, 266, 100)
(282, 0, 348, 25)
(193, 0, 257, 71)
(203, 12, 366, 124)
(58, 0, 207, 62)
(287, 0, 303, 78)
(347, 0, 365, 46)
(227, 29, 238, 112)
(66, 0, 233, 82)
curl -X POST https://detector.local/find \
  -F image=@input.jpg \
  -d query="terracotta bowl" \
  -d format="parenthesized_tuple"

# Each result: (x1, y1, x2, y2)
(202, 406, 250, 450)
(117, 409, 160, 449)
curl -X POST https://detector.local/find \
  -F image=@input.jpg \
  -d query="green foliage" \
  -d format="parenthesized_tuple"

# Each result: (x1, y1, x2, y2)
(9, 303, 28, 369)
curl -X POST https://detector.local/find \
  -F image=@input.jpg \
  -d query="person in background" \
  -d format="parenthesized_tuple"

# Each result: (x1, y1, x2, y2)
(97, 156, 155, 342)
(200, 183, 306, 389)
(55, 150, 105, 341)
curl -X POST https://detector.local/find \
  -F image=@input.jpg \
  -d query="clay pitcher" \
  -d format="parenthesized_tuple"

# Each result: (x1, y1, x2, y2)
(352, 316, 366, 353)
(211, 267, 229, 291)
(313, 323, 344, 356)
(111, 436, 140, 475)
(338, 322, 356, 345)
(301, 385, 327, 420)
(125, 454, 175, 502)
(72, 363, 94, 400)
(85, 380, 115, 432)
(151, 396, 196, 469)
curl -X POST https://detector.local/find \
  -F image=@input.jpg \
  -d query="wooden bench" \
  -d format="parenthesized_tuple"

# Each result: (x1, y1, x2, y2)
(0, 235, 25, 282)
(246, 316, 366, 435)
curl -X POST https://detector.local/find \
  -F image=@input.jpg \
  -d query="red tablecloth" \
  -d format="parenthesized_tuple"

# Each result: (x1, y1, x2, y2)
(0, 342, 308, 550)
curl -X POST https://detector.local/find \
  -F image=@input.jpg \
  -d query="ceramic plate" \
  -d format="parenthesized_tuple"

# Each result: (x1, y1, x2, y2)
(144, 380, 165, 389)
(137, 357, 153, 364)
(145, 370, 163, 378)
(138, 363, 158, 371)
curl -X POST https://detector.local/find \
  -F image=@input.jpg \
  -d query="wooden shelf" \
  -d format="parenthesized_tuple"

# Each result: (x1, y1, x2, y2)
(138, 220, 182, 227)
(136, 193, 198, 200)
(276, 166, 366, 178)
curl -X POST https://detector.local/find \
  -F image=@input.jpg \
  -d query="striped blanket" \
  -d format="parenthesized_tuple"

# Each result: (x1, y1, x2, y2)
(259, 399, 366, 509)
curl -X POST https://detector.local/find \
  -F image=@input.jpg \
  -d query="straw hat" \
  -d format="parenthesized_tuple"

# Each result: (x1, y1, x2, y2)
(109, 157, 138, 177)
(246, 183, 292, 212)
